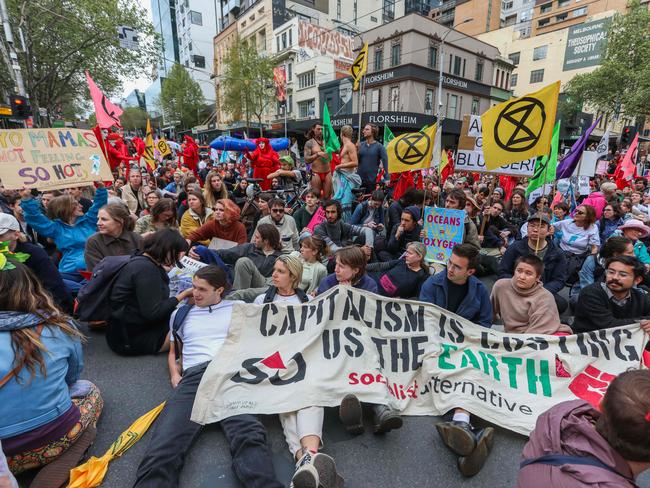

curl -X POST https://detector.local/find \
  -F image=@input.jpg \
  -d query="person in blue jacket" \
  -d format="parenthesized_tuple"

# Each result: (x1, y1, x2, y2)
(20, 184, 107, 293)
(418, 243, 494, 477)
(419, 243, 492, 328)
(349, 190, 385, 231)
(0, 259, 102, 487)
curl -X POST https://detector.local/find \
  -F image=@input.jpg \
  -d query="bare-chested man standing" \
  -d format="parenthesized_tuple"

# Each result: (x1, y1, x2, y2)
(337, 125, 358, 173)
(304, 123, 332, 198)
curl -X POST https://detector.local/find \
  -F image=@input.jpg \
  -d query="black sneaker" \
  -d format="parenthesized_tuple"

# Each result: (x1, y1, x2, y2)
(290, 450, 319, 488)
(436, 420, 477, 456)
(372, 405, 403, 435)
(457, 427, 495, 477)
(339, 394, 364, 435)
(311, 452, 340, 488)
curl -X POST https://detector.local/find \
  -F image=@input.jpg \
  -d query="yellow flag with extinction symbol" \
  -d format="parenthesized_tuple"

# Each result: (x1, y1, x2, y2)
(481, 81, 560, 170)
(157, 137, 172, 157)
(68, 402, 165, 488)
(387, 123, 437, 173)
(349, 42, 368, 91)
(143, 119, 156, 170)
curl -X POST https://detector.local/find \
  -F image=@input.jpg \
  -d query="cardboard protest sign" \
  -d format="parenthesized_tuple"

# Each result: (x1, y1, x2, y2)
(0, 128, 113, 190)
(306, 206, 326, 233)
(456, 116, 535, 176)
(423, 207, 465, 264)
(191, 287, 648, 435)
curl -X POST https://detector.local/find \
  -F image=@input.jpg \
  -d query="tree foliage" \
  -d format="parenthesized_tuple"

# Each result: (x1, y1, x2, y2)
(4, 0, 159, 126)
(221, 36, 275, 134)
(565, 0, 650, 119)
(157, 63, 204, 129)
(120, 107, 148, 132)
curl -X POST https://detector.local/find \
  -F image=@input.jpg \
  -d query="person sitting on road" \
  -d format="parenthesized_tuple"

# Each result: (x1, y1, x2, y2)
(613, 219, 650, 266)
(317, 247, 402, 439)
(386, 188, 423, 238)
(267, 155, 304, 191)
(231, 178, 249, 208)
(202, 170, 229, 209)
(478, 200, 515, 255)
(367, 241, 429, 299)
(519, 369, 650, 487)
(552, 204, 600, 282)
(192, 223, 283, 291)
(313, 199, 374, 265)
(186, 198, 247, 247)
(253, 198, 299, 253)
(492, 255, 571, 335)
(419, 244, 492, 327)
(420, 244, 493, 477)
(293, 190, 320, 233)
(596, 203, 625, 244)
(107, 229, 193, 356)
(179, 190, 214, 244)
(350, 190, 385, 235)
(0, 260, 102, 488)
(316, 246, 378, 295)
(141, 189, 162, 217)
(20, 184, 108, 294)
(84, 202, 143, 272)
(572, 255, 650, 335)
(444, 189, 480, 250)
(133, 266, 284, 488)
(251, 255, 342, 488)
(377, 206, 422, 262)
(0, 213, 73, 313)
(135, 198, 178, 237)
(121, 170, 146, 215)
(498, 213, 568, 314)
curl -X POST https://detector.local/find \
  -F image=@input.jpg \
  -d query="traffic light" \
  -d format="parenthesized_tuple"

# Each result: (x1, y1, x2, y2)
(621, 126, 637, 147)
(9, 95, 31, 119)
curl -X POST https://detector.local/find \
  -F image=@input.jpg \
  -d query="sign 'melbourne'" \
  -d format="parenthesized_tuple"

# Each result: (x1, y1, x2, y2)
(563, 18, 611, 71)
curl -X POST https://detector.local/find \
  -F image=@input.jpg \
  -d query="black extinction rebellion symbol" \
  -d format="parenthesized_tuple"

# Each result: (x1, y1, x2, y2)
(395, 132, 431, 165)
(494, 97, 546, 152)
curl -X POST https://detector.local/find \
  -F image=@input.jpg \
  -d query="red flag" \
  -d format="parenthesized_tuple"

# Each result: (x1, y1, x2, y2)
(392, 172, 414, 201)
(439, 149, 454, 185)
(86, 71, 123, 129)
(614, 135, 639, 189)
(499, 175, 517, 201)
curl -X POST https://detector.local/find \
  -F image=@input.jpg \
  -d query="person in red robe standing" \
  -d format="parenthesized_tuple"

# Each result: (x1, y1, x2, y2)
(245, 138, 280, 191)
(132, 136, 146, 160)
(106, 133, 134, 170)
(181, 135, 200, 179)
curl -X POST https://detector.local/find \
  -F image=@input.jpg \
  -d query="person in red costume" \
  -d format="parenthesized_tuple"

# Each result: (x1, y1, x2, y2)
(181, 135, 200, 179)
(245, 138, 280, 191)
(106, 133, 135, 170)
(131, 136, 146, 160)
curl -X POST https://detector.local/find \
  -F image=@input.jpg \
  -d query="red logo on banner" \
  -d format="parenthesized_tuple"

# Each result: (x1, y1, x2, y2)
(568, 365, 616, 408)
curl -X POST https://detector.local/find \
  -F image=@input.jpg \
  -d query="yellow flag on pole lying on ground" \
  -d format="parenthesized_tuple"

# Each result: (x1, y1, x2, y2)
(481, 81, 560, 170)
(387, 123, 437, 173)
(143, 119, 156, 170)
(68, 402, 165, 488)
(349, 42, 368, 91)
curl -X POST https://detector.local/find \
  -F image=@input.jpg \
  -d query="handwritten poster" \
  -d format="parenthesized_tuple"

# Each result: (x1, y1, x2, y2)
(423, 207, 465, 264)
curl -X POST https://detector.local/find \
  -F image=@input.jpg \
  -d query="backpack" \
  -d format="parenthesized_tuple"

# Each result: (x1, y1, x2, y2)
(171, 304, 194, 361)
(75, 255, 146, 322)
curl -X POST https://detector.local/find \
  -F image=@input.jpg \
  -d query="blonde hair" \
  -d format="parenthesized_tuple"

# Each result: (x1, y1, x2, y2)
(407, 241, 430, 274)
(341, 125, 354, 140)
(277, 254, 303, 289)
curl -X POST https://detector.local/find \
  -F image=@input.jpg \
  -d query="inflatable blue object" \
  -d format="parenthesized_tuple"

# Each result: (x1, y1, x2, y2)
(209, 136, 290, 152)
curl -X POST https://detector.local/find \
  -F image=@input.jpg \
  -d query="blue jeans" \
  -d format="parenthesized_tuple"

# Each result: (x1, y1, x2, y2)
(60, 271, 86, 295)
(133, 362, 282, 488)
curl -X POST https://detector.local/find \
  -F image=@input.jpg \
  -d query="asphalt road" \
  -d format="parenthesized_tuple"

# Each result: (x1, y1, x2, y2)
(15, 280, 650, 488)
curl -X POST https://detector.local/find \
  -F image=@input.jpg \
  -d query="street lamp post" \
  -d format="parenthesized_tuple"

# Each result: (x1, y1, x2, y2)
(436, 18, 474, 124)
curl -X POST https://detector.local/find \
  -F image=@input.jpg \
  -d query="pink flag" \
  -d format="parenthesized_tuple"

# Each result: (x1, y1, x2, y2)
(620, 133, 639, 182)
(85, 71, 122, 129)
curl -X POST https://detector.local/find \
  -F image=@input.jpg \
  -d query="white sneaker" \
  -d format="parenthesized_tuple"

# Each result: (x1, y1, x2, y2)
(290, 450, 319, 488)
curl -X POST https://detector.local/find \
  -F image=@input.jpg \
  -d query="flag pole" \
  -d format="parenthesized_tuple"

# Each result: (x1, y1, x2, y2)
(357, 74, 366, 137)
(534, 167, 549, 255)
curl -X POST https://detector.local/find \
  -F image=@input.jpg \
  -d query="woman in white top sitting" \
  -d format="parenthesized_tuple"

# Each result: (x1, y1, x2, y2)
(253, 255, 342, 488)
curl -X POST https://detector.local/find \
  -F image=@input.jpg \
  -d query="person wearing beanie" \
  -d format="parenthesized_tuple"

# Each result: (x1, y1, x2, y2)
(379, 205, 422, 262)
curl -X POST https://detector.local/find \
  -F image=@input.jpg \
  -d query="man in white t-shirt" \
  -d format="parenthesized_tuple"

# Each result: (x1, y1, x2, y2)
(134, 266, 283, 488)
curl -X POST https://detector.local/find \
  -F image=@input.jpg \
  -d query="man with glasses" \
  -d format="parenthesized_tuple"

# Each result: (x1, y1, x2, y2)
(572, 255, 650, 334)
(418, 244, 494, 477)
(253, 198, 299, 253)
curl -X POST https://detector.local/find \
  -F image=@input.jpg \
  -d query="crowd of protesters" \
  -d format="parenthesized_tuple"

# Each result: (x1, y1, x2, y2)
(1, 123, 649, 488)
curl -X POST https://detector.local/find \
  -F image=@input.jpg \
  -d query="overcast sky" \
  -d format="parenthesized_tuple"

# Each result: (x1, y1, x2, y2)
(120, 0, 153, 99)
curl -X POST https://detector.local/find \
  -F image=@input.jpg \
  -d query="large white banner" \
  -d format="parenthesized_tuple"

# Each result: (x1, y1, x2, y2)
(191, 287, 647, 435)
